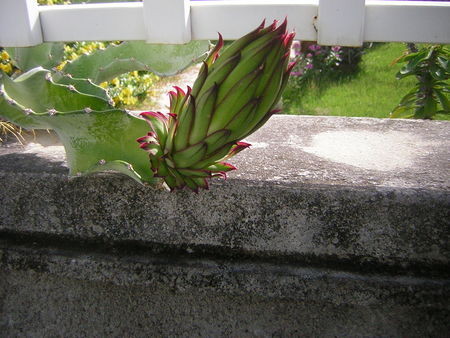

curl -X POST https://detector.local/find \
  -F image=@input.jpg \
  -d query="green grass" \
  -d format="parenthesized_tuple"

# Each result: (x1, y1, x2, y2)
(283, 43, 438, 119)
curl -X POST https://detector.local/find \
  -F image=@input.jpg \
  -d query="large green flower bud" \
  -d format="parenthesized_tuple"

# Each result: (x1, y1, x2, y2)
(138, 19, 296, 191)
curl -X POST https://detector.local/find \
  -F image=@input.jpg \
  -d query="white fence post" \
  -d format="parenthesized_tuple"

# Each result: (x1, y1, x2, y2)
(0, 0, 43, 47)
(317, 0, 366, 46)
(143, 0, 192, 44)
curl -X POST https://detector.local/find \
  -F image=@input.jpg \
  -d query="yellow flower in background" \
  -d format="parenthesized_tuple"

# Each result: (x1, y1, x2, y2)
(0, 63, 13, 74)
(111, 78, 120, 87)
(55, 60, 67, 71)
(1, 50, 10, 61)
(118, 87, 138, 106)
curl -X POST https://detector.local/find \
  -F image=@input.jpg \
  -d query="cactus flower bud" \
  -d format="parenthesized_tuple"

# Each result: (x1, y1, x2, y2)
(138, 19, 296, 191)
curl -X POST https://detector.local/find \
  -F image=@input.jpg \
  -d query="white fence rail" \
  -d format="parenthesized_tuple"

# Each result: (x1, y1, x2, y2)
(0, 0, 449, 47)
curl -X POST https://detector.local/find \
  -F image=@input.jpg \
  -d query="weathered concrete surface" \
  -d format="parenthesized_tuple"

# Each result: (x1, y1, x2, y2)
(1, 235, 449, 336)
(2, 268, 447, 337)
(235, 115, 449, 189)
(1, 115, 449, 335)
(1, 116, 449, 269)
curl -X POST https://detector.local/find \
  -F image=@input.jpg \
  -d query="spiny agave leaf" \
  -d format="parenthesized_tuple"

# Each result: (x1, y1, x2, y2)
(5, 43, 65, 72)
(2, 68, 112, 114)
(62, 40, 210, 84)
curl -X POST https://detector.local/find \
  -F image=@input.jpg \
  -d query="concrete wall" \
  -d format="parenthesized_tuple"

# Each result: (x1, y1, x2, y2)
(1, 116, 449, 336)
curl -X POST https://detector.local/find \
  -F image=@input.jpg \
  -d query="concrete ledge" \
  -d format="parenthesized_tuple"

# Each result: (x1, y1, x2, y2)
(1, 115, 449, 335)
(2, 242, 449, 336)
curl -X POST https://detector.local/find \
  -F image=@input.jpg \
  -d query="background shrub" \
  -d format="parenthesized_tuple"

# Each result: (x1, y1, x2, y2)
(283, 41, 365, 110)
(391, 44, 449, 119)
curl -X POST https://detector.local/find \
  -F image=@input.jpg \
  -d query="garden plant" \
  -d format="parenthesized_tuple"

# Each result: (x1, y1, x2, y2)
(289, 42, 363, 87)
(391, 44, 449, 119)
(282, 41, 364, 113)
(0, 20, 295, 192)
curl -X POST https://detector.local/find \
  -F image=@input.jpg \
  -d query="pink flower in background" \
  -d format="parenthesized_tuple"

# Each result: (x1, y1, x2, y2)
(308, 44, 321, 52)
(292, 40, 301, 50)
(331, 46, 341, 52)
(291, 70, 303, 77)
(306, 53, 313, 59)
(290, 40, 301, 58)
(305, 63, 314, 70)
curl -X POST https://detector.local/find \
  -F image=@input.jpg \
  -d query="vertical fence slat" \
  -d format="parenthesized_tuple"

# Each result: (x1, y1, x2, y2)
(0, 0, 42, 47)
(143, 0, 191, 44)
(317, 0, 366, 46)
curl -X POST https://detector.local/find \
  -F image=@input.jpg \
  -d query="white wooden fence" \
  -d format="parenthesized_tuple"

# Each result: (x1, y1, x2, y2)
(0, 0, 449, 47)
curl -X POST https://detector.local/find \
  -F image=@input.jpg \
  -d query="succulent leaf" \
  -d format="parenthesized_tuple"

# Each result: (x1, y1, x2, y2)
(0, 68, 156, 184)
(62, 40, 210, 84)
(53, 73, 112, 102)
(6, 43, 65, 72)
(2, 68, 112, 114)
(0, 84, 51, 129)
(84, 160, 143, 185)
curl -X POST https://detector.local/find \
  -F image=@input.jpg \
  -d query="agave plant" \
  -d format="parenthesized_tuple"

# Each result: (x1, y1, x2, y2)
(138, 19, 295, 191)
